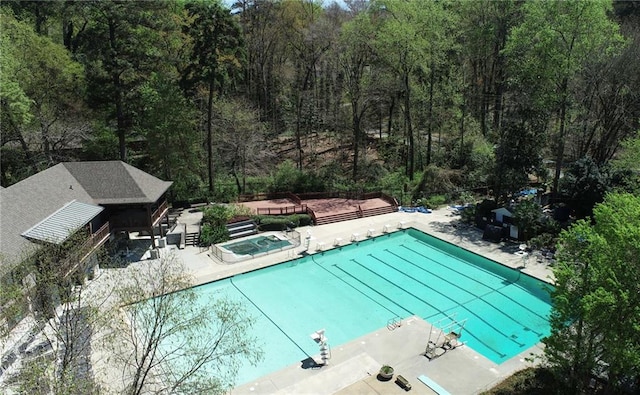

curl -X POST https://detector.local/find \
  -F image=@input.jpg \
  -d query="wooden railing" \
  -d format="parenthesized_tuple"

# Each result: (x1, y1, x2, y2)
(237, 192, 293, 202)
(257, 204, 308, 215)
(297, 190, 378, 201)
(287, 192, 302, 205)
(92, 222, 111, 245)
(60, 222, 111, 279)
(78, 222, 111, 262)
(152, 200, 169, 225)
(238, 191, 396, 205)
(379, 192, 399, 209)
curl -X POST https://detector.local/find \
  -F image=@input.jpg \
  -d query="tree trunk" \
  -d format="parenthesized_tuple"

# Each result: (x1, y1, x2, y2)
(387, 96, 395, 138)
(426, 65, 435, 167)
(39, 112, 52, 164)
(404, 72, 414, 180)
(207, 79, 214, 193)
(460, 94, 466, 167)
(492, 22, 507, 132)
(552, 79, 569, 195)
(5, 115, 38, 174)
(109, 19, 127, 162)
(352, 107, 361, 181)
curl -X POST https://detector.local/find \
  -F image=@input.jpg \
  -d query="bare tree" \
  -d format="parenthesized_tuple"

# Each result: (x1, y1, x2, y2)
(108, 253, 262, 395)
(214, 98, 274, 194)
(1, 233, 108, 395)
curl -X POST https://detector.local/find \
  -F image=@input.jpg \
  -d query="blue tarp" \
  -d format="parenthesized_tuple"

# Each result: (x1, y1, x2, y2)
(398, 206, 432, 214)
(518, 188, 538, 197)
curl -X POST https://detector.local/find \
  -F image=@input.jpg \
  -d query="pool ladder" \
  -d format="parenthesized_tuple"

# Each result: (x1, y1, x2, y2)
(387, 316, 402, 331)
(311, 329, 332, 366)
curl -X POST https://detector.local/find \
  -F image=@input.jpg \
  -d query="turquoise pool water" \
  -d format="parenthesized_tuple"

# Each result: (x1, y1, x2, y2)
(175, 229, 552, 385)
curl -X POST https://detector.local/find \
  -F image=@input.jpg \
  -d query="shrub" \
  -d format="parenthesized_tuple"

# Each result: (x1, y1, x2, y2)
(254, 214, 312, 231)
(480, 367, 569, 394)
(270, 160, 300, 193)
(422, 195, 448, 209)
(461, 205, 476, 224)
(168, 173, 206, 204)
(296, 214, 313, 226)
(202, 205, 232, 226)
(257, 217, 291, 231)
(200, 205, 232, 246)
(512, 200, 542, 241)
(199, 223, 229, 246)
(210, 175, 238, 203)
(528, 233, 556, 251)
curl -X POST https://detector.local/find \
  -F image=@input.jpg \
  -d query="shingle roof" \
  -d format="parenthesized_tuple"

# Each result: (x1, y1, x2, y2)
(21, 200, 104, 244)
(63, 161, 172, 204)
(0, 163, 96, 271)
(0, 161, 172, 273)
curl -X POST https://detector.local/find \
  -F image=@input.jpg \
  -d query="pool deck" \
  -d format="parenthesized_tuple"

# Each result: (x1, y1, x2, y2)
(168, 207, 553, 395)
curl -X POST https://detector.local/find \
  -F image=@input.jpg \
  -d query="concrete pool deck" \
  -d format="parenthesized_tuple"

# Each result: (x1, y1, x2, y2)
(166, 207, 554, 395)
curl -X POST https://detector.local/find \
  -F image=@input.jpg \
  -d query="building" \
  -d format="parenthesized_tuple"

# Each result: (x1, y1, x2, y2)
(491, 207, 521, 240)
(0, 161, 172, 330)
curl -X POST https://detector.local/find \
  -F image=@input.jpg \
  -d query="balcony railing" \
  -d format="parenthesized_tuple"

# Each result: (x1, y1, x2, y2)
(152, 200, 169, 226)
(60, 222, 111, 279)
(78, 222, 111, 263)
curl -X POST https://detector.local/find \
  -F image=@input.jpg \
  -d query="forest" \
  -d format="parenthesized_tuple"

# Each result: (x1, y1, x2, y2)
(2, 2, 640, 393)
(1, 0, 639, 211)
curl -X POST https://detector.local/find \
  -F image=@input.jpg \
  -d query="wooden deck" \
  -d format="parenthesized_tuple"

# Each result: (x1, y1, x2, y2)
(238, 197, 395, 225)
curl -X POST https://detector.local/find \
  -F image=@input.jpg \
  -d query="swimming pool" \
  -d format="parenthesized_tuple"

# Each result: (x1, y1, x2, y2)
(223, 234, 292, 255)
(213, 233, 295, 262)
(170, 229, 553, 385)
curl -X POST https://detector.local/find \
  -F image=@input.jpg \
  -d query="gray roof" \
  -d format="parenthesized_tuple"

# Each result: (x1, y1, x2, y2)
(0, 161, 172, 272)
(63, 161, 172, 204)
(1, 163, 96, 271)
(21, 200, 104, 244)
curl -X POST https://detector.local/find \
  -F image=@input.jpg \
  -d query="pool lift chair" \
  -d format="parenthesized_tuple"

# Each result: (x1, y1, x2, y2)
(424, 314, 467, 360)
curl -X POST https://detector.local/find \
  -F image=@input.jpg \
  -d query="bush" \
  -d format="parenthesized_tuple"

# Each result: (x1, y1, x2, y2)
(422, 195, 448, 209)
(270, 160, 300, 193)
(296, 214, 313, 226)
(480, 367, 569, 395)
(168, 174, 208, 206)
(210, 175, 238, 203)
(528, 233, 556, 251)
(202, 205, 232, 226)
(254, 214, 312, 231)
(512, 200, 542, 241)
(200, 205, 231, 246)
(257, 217, 291, 231)
(199, 223, 229, 246)
(461, 205, 476, 224)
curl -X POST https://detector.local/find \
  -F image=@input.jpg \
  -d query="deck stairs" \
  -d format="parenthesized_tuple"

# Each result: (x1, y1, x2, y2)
(314, 204, 396, 226)
(227, 220, 258, 239)
(314, 211, 360, 226)
(184, 232, 199, 246)
(361, 205, 396, 218)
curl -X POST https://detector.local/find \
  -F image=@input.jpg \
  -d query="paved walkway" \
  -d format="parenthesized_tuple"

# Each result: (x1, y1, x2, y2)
(166, 207, 553, 395)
